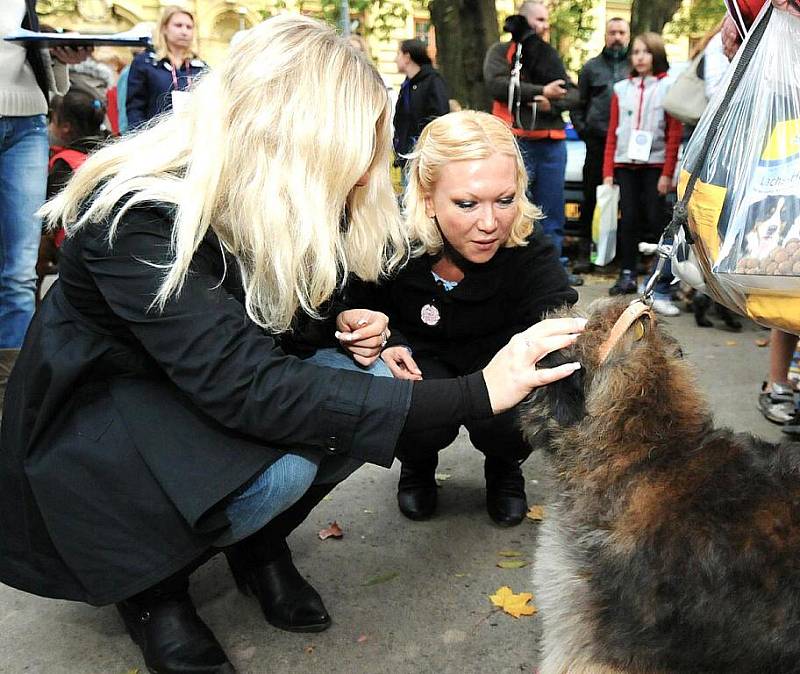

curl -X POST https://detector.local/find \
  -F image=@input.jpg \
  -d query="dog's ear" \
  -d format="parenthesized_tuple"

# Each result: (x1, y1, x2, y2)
(518, 348, 586, 451)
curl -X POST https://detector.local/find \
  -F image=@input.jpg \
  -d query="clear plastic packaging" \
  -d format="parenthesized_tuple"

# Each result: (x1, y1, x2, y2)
(677, 5, 800, 333)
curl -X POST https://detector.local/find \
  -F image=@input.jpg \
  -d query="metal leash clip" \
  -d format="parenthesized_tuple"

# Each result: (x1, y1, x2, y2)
(640, 236, 674, 305)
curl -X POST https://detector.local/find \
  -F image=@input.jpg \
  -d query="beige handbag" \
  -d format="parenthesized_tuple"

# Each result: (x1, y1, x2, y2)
(663, 53, 707, 126)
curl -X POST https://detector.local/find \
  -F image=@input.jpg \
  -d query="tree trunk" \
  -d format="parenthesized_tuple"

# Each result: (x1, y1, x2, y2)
(629, 0, 684, 36)
(429, 0, 499, 111)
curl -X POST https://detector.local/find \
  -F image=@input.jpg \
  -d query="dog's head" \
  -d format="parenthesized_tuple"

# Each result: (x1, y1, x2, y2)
(520, 297, 693, 452)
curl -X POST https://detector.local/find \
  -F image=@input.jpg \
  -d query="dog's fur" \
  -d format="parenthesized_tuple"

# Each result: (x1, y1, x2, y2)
(521, 298, 800, 674)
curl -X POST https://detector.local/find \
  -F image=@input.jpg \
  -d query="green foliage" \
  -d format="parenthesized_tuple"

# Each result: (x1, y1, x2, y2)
(259, 0, 408, 40)
(548, 0, 596, 74)
(667, 0, 727, 38)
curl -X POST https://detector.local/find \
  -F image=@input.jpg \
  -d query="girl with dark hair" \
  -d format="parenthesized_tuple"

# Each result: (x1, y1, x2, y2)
(602, 32, 682, 301)
(393, 39, 449, 172)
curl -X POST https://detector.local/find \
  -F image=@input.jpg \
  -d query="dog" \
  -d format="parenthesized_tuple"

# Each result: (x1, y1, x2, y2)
(520, 297, 800, 674)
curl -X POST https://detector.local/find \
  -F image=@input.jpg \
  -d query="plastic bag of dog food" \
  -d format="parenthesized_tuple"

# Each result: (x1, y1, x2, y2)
(677, 4, 800, 332)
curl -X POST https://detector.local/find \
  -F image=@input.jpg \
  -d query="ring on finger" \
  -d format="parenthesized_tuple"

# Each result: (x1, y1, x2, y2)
(380, 330, 388, 348)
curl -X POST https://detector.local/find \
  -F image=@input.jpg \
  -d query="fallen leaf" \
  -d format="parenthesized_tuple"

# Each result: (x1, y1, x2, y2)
(527, 505, 545, 521)
(362, 571, 399, 586)
(356, 634, 369, 644)
(498, 550, 523, 557)
(434, 472, 452, 482)
(497, 560, 529, 569)
(322, 495, 332, 501)
(125, 670, 140, 674)
(454, 572, 469, 578)
(489, 585, 537, 618)
(318, 521, 343, 540)
(755, 337, 770, 347)
(363, 509, 374, 514)
(304, 645, 314, 654)
(725, 340, 738, 347)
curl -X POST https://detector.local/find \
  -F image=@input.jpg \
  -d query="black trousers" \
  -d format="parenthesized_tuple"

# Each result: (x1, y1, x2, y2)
(395, 356, 531, 465)
(615, 166, 668, 272)
(580, 135, 607, 236)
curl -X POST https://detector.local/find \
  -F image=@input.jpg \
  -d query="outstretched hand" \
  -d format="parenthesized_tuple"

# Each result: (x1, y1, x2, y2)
(381, 346, 423, 380)
(482, 317, 586, 414)
(335, 309, 390, 367)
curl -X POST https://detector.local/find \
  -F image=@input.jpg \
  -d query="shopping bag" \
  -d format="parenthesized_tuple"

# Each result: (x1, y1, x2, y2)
(662, 52, 707, 126)
(590, 184, 619, 267)
(674, 4, 800, 333)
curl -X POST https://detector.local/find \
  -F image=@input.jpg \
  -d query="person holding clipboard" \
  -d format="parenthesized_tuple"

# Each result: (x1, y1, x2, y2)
(126, 6, 207, 130)
(0, 0, 92, 407)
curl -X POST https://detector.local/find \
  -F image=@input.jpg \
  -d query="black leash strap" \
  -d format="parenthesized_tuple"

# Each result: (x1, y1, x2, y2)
(664, 4, 774, 244)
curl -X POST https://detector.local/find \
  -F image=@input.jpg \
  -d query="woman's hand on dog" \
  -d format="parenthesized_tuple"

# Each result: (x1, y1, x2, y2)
(482, 318, 586, 414)
(335, 309, 390, 367)
(381, 346, 423, 380)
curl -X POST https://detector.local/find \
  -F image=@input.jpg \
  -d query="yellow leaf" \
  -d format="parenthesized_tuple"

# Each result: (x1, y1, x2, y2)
(497, 560, 529, 569)
(725, 340, 738, 347)
(498, 550, 523, 557)
(527, 505, 545, 521)
(489, 585, 537, 618)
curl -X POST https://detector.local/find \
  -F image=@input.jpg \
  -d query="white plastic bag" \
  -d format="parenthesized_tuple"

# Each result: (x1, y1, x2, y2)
(590, 184, 619, 267)
(677, 5, 800, 333)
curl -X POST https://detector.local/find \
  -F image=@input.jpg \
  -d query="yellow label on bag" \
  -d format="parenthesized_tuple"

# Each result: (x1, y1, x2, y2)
(679, 169, 727, 260)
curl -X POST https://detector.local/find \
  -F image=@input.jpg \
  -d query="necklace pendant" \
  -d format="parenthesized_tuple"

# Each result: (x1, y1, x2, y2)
(420, 303, 440, 326)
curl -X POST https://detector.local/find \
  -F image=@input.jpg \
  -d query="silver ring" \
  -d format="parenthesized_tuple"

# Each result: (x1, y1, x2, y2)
(380, 330, 388, 348)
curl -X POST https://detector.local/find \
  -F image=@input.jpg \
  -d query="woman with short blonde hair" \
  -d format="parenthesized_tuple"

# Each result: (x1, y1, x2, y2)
(1, 19, 584, 673)
(353, 110, 578, 526)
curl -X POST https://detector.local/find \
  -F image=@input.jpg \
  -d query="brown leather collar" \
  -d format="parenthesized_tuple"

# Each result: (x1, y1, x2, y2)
(597, 300, 655, 364)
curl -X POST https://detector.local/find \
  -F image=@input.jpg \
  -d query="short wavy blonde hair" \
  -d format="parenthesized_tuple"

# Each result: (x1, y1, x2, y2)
(404, 110, 540, 256)
(42, 15, 408, 333)
(153, 5, 198, 60)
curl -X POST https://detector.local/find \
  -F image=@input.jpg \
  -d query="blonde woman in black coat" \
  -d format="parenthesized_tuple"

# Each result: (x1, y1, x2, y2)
(0, 17, 584, 674)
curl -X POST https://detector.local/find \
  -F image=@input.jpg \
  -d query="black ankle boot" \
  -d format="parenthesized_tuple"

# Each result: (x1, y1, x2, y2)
(117, 571, 234, 674)
(225, 539, 330, 633)
(397, 457, 438, 520)
(484, 456, 527, 527)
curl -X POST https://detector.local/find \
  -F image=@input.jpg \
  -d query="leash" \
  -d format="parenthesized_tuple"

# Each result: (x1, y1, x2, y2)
(597, 299, 655, 364)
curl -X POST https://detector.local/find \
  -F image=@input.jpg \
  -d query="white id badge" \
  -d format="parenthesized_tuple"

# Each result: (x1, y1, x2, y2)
(627, 130, 653, 162)
(171, 90, 190, 115)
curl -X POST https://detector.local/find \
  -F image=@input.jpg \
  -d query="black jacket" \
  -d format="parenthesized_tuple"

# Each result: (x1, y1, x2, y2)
(0, 203, 411, 606)
(483, 16, 579, 133)
(571, 47, 630, 140)
(348, 228, 577, 374)
(393, 64, 449, 163)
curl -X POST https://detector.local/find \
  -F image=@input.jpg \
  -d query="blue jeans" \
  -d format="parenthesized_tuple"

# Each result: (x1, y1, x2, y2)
(518, 138, 567, 257)
(215, 348, 392, 545)
(0, 115, 48, 348)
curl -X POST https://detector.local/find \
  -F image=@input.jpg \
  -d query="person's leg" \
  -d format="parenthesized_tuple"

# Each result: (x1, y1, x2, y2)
(219, 347, 390, 632)
(610, 168, 639, 294)
(466, 410, 531, 526)
(528, 139, 567, 259)
(395, 355, 460, 520)
(759, 330, 800, 426)
(0, 116, 48, 348)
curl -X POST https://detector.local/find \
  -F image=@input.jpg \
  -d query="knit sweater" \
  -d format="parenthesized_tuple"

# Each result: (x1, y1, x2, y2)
(1, 0, 68, 116)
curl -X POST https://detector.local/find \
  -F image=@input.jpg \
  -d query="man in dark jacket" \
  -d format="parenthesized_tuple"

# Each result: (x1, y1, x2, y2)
(393, 39, 449, 170)
(571, 17, 630, 250)
(483, 1, 582, 285)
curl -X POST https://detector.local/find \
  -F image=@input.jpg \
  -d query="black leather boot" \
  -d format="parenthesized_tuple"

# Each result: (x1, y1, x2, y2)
(484, 456, 527, 527)
(117, 569, 234, 674)
(224, 483, 335, 632)
(396, 456, 438, 520)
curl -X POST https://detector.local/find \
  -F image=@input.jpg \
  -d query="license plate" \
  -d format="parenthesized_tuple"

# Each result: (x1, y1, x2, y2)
(565, 202, 581, 221)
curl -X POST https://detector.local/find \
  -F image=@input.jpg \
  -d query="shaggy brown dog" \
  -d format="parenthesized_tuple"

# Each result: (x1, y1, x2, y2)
(521, 297, 800, 674)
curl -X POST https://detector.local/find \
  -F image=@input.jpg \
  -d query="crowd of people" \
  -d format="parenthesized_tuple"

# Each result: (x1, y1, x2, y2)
(0, 0, 798, 672)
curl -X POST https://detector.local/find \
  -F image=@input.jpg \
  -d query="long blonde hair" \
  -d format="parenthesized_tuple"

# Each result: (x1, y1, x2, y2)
(404, 110, 540, 256)
(153, 5, 198, 60)
(41, 14, 408, 333)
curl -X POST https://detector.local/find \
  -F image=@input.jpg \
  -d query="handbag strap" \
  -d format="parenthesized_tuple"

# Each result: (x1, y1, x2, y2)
(664, 3, 773, 245)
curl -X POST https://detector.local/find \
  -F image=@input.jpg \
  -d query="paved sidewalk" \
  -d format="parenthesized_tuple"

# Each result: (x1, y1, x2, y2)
(0, 279, 782, 674)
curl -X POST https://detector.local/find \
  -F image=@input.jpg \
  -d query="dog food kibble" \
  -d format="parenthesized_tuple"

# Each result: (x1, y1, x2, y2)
(734, 246, 800, 276)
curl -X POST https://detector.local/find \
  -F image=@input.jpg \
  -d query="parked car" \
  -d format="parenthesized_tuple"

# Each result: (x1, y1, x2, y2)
(564, 123, 587, 237)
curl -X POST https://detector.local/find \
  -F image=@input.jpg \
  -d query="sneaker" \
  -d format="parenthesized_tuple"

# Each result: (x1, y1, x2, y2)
(758, 381, 797, 424)
(781, 409, 800, 436)
(609, 270, 637, 296)
(652, 298, 680, 316)
(567, 273, 584, 287)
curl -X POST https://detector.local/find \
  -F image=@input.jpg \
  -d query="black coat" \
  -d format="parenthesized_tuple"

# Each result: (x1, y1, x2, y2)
(0, 203, 412, 606)
(348, 228, 578, 374)
(393, 64, 450, 163)
(571, 47, 631, 141)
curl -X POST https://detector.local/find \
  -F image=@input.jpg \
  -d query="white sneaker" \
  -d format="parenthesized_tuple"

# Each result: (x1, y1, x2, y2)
(652, 298, 680, 316)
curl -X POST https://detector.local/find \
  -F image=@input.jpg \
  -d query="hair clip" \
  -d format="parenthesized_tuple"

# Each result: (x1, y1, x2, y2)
(92, 99, 102, 110)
